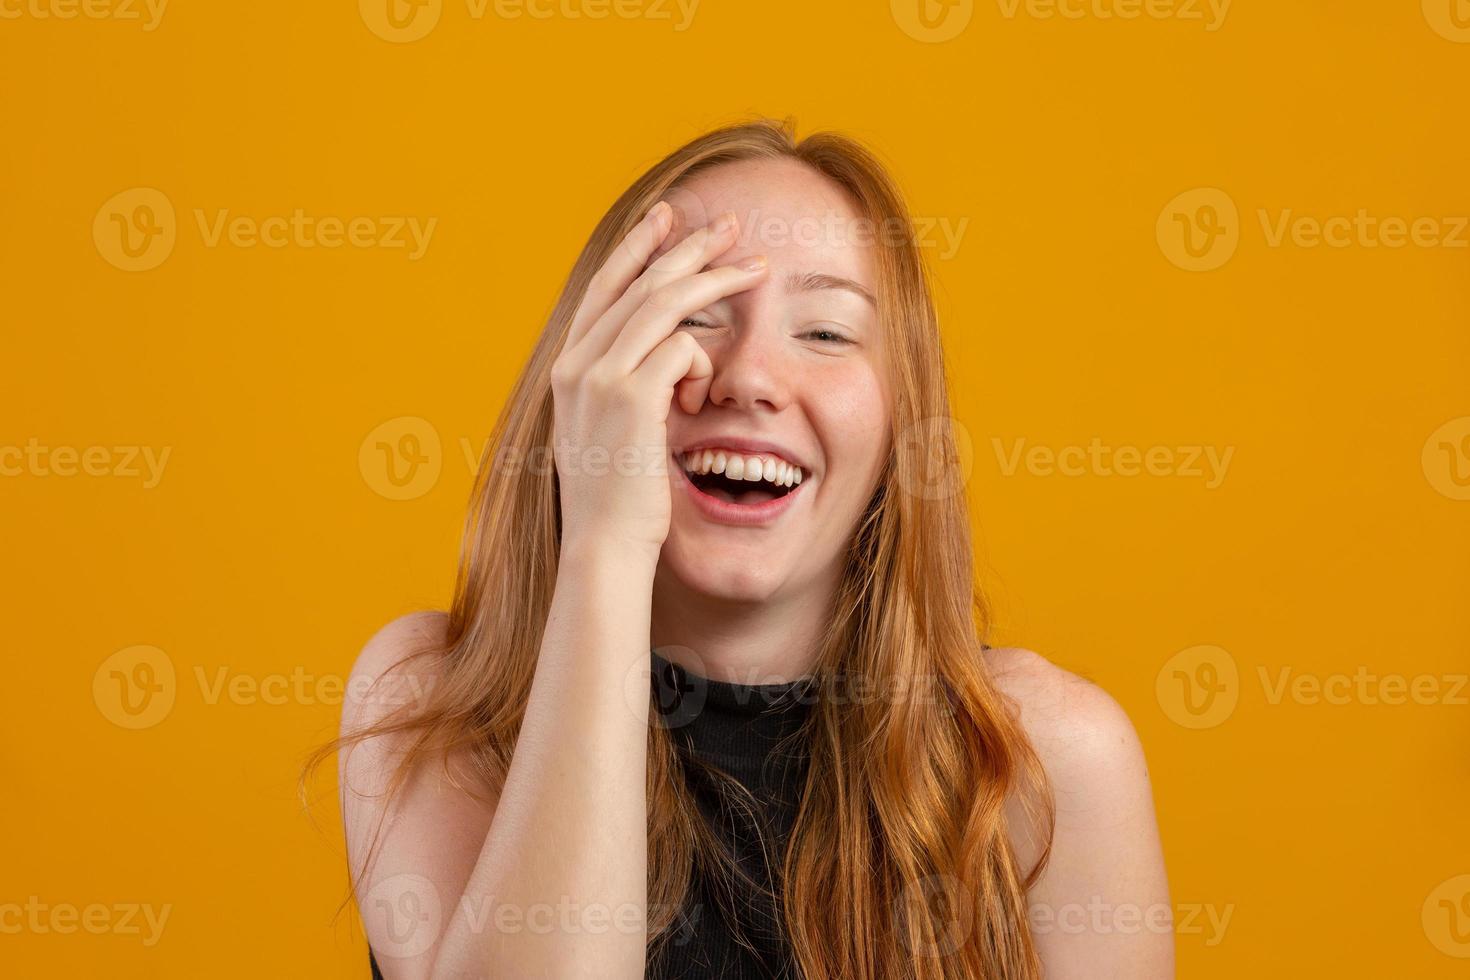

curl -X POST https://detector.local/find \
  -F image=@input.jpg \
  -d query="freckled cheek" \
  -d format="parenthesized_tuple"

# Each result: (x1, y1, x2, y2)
(803, 364, 891, 486)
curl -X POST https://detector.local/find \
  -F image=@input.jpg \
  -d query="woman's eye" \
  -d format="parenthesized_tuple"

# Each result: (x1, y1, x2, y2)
(676, 319, 852, 344)
(805, 327, 852, 345)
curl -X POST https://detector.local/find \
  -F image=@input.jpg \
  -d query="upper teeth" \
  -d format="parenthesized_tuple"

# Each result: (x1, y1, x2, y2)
(681, 449, 803, 488)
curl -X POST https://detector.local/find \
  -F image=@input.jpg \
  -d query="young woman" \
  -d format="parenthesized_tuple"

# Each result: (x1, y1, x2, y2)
(328, 119, 1172, 979)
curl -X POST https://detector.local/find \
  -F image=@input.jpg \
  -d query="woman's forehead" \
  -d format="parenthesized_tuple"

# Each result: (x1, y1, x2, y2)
(671, 158, 862, 228)
(657, 159, 875, 278)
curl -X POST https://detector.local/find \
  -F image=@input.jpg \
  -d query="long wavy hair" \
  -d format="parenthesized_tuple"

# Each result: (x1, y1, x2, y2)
(310, 117, 1054, 979)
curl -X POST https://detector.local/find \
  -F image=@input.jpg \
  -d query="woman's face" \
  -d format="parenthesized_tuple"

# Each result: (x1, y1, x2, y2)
(658, 158, 892, 604)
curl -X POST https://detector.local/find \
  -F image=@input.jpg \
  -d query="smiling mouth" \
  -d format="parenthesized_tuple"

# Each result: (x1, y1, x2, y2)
(687, 470, 795, 505)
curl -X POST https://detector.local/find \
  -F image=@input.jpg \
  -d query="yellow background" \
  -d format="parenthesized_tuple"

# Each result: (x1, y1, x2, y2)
(3, 0, 1467, 975)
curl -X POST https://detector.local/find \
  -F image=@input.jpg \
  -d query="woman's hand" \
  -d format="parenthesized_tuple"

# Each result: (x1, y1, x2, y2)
(549, 202, 769, 559)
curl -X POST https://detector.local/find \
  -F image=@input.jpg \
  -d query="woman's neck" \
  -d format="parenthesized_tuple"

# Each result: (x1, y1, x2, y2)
(649, 567, 836, 685)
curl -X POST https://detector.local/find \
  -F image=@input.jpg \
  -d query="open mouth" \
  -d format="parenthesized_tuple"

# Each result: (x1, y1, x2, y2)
(686, 470, 794, 505)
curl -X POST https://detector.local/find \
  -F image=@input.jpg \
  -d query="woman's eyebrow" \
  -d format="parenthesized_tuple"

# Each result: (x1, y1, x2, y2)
(784, 270, 876, 307)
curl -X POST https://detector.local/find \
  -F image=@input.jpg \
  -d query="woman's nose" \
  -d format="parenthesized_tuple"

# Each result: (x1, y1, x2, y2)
(705, 324, 792, 414)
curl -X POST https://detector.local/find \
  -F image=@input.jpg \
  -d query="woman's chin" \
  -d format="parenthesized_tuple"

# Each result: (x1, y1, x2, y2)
(657, 536, 787, 605)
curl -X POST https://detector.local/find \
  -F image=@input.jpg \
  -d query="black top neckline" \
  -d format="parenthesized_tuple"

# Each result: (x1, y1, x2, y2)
(650, 649, 817, 719)
(649, 648, 815, 779)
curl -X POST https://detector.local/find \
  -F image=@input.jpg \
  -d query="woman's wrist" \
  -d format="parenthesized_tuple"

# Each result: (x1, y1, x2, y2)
(548, 533, 659, 683)
(557, 531, 661, 583)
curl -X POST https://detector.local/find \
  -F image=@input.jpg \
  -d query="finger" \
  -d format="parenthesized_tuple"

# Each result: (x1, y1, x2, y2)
(603, 257, 769, 374)
(646, 208, 732, 279)
(574, 211, 740, 362)
(632, 331, 714, 418)
(646, 202, 690, 266)
(564, 201, 674, 348)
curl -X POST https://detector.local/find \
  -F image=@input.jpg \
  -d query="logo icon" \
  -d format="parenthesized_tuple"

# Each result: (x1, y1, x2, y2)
(895, 874, 973, 957)
(1422, 416, 1470, 501)
(93, 188, 176, 272)
(891, 0, 973, 42)
(1156, 644, 1238, 729)
(1422, 874, 1470, 957)
(360, 416, 442, 501)
(363, 873, 442, 959)
(1423, 0, 1470, 42)
(1157, 188, 1239, 272)
(895, 416, 974, 501)
(93, 645, 177, 729)
(648, 646, 709, 730)
(360, 0, 442, 42)
(653, 184, 711, 261)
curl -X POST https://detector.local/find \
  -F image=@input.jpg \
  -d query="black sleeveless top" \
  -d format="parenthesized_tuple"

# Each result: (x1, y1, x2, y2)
(368, 651, 813, 979)
(646, 649, 814, 979)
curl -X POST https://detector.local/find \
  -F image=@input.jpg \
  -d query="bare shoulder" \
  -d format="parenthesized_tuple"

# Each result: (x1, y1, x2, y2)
(982, 645, 1147, 778)
(342, 610, 451, 736)
(984, 646, 1174, 977)
(340, 612, 498, 976)
(338, 608, 489, 822)
(350, 609, 449, 682)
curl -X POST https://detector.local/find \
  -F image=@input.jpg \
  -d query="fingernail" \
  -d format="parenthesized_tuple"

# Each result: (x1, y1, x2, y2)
(739, 255, 768, 272)
(647, 201, 671, 228)
(712, 211, 737, 236)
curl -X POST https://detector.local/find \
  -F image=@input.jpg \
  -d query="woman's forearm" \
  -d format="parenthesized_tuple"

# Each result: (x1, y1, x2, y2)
(432, 537, 656, 978)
